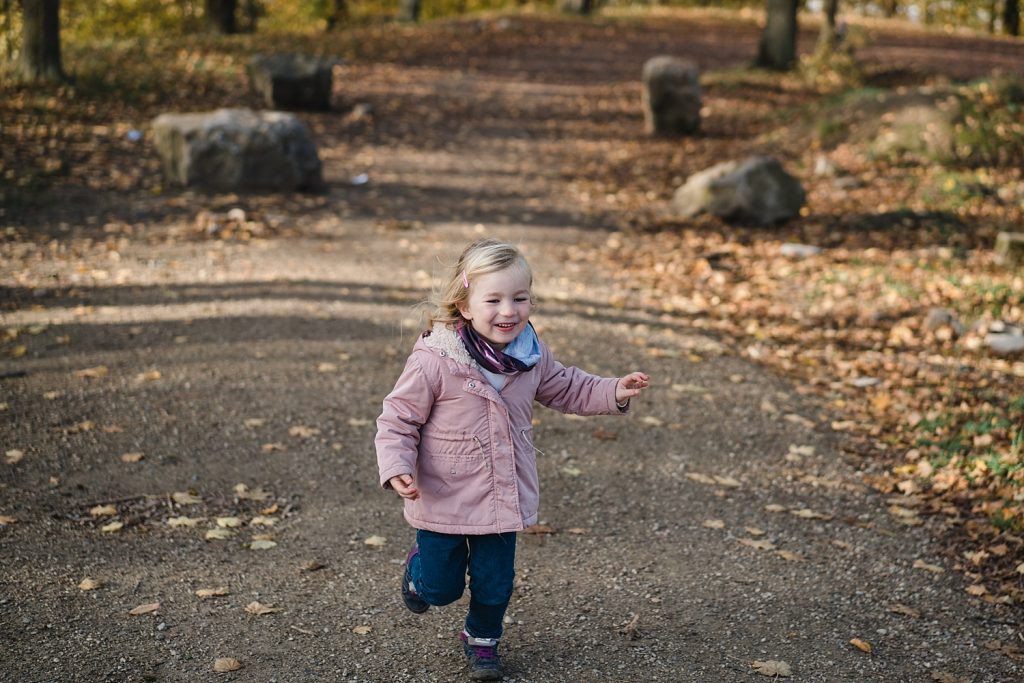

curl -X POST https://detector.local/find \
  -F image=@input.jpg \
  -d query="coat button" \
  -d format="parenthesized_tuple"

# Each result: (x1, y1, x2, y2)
(469, 382, 476, 388)
(440, 351, 446, 357)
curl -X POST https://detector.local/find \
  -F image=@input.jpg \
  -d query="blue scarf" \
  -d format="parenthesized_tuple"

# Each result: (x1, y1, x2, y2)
(457, 322, 541, 375)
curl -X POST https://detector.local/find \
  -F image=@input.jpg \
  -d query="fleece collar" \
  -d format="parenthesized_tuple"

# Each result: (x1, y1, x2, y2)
(423, 324, 479, 370)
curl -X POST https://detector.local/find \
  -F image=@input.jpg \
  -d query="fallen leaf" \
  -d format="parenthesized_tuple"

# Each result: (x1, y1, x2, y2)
(129, 602, 160, 615)
(890, 603, 920, 618)
(10, 345, 26, 358)
(262, 442, 286, 452)
(775, 550, 803, 562)
(964, 550, 989, 565)
(561, 466, 582, 476)
(752, 659, 792, 677)
(640, 416, 663, 426)
(75, 366, 108, 379)
(101, 521, 124, 533)
(352, 625, 372, 635)
(260, 503, 280, 515)
(566, 527, 590, 535)
(790, 508, 832, 520)
(784, 413, 815, 428)
(363, 535, 387, 547)
(592, 428, 618, 440)
(288, 425, 320, 438)
(43, 391, 62, 400)
(686, 472, 717, 485)
(216, 517, 242, 528)
(849, 638, 872, 653)
(301, 560, 327, 572)
(78, 577, 101, 591)
(213, 657, 242, 673)
(965, 584, 988, 596)
(167, 516, 202, 527)
(913, 559, 945, 574)
(65, 420, 95, 434)
(5, 449, 25, 464)
(744, 527, 765, 536)
(930, 673, 970, 683)
(234, 484, 271, 500)
(205, 528, 232, 540)
(135, 370, 161, 383)
(714, 475, 742, 488)
(245, 601, 281, 615)
(0, 515, 17, 525)
(317, 362, 338, 373)
(172, 491, 203, 505)
(1016, 562, 1024, 575)
(739, 538, 776, 551)
(250, 516, 276, 526)
(90, 505, 117, 517)
(196, 587, 229, 599)
(789, 444, 815, 456)
(703, 519, 725, 529)
(347, 418, 372, 427)
(764, 504, 787, 513)
(523, 524, 556, 535)
(250, 540, 277, 550)
(120, 452, 144, 463)
(243, 418, 266, 428)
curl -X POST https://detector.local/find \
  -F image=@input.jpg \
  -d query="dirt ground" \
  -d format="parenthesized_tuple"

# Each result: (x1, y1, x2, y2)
(2, 11, 1023, 683)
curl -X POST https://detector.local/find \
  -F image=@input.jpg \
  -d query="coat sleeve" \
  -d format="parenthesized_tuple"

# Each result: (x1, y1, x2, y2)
(533, 342, 622, 416)
(375, 352, 437, 489)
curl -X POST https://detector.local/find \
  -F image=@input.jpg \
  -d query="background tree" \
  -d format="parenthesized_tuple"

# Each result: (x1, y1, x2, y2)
(756, 0, 798, 70)
(1005, 0, 1020, 36)
(205, 0, 237, 34)
(325, 0, 348, 30)
(18, 0, 64, 82)
(817, 0, 840, 51)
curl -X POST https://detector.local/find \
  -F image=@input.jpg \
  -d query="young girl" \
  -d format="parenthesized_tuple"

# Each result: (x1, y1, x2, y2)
(375, 238, 649, 681)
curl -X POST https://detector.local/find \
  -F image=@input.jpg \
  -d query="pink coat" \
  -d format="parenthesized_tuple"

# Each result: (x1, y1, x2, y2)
(376, 324, 623, 535)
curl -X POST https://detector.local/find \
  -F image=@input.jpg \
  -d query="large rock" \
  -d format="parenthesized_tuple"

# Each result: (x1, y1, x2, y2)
(247, 54, 335, 110)
(152, 108, 323, 192)
(642, 56, 701, 137)
(673, 157, 805, 225)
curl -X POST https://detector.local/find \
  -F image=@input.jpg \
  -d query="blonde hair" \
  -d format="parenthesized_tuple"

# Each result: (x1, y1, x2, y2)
(429, 238, 533, 328)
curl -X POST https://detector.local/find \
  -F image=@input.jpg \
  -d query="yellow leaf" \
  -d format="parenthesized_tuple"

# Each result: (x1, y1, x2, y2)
(43, 391, 61, 400)
(1015, 562, 1024, 575)
(196, 587, 229, 599)
(317, 362, 338, 373)
(250, 540, 277, 550)
(120, 452, 144, 463)
(288, 425, 320, 438)
(363, 535, 387, 547)
(78, 577, 101, 591)
(90, 505, 117, 517)
(5, 449, 25, 464)
(213, 657, 242, 673)
(135, 370, 161, 383)
(640, 416, 663, 426)
(11, 345, 27, 358)
(129, 602, 160, 615)
(167, 516, 202, 527)
(703, 519, 725, 529)
(752, 660, 792, 677)
(205, 528, 232, 541)
(101, 521, 123, 533)
(75, 366, 108, 379)
(216, 517, 242, 528)
(245, 601, 281, 615)
(850, 638, 872, 653)
(259, 503, 279, 515)
(913, 559, 945, 574)
(234, 484, 271, 500)
(172, 491, 203, 505)
(352, 625, 372, 635)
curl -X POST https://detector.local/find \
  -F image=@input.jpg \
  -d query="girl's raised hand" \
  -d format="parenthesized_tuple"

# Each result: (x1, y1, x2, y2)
(389, 474, 420, 500)
(615, 371, 650, 404)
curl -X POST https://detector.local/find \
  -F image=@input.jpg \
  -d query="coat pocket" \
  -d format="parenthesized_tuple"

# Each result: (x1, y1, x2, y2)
(415, 431, 493, 522)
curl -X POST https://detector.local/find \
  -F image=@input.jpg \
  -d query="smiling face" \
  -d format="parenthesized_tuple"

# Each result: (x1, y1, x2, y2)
(458, 265, 532, 350)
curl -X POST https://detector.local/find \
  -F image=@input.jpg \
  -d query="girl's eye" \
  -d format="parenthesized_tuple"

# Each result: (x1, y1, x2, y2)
(515, 298, 528, 302)
(486, 299, 500, 304)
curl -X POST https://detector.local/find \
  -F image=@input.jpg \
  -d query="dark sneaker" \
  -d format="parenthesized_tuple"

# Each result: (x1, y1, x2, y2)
(401, 544, 429, 614)
(460, 631, 504, 681)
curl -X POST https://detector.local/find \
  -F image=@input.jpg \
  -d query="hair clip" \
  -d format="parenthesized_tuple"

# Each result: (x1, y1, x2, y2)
(462, 270, 469, 288)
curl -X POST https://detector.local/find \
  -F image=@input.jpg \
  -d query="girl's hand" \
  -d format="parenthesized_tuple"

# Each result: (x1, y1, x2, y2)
(616, 372, 650, 404)
(390, 474, 420, 501)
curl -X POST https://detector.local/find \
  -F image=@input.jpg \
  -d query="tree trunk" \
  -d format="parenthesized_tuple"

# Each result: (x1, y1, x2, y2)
(756, 0, 799, 71)
(817, 0, 839, 51)
(18, 0, 64, 82)
(397, 0, 420, 22)
(883, 0, 898, 17)
(205, 0, 237, 34)
(326, 0, 348, 31)
(1005, 0, 1020, 36)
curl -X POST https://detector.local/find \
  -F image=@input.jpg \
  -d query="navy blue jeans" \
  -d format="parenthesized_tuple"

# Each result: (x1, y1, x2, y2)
(409, 530, 517, 639)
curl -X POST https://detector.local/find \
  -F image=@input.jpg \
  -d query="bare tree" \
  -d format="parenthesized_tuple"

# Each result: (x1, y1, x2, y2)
(756, 0, 799, 71)
(18, 0, 64, 82)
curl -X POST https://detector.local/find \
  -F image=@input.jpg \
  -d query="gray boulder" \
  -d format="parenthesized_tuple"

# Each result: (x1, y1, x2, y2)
(248, 54, 335, 110)
(642, 56, 701, 137)
(152, 108, 323, 192)
(673, 157, 805, 225)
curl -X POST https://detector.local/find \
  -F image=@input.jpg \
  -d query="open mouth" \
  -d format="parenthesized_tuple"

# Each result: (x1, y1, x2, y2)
(495, 322, 517, 331)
